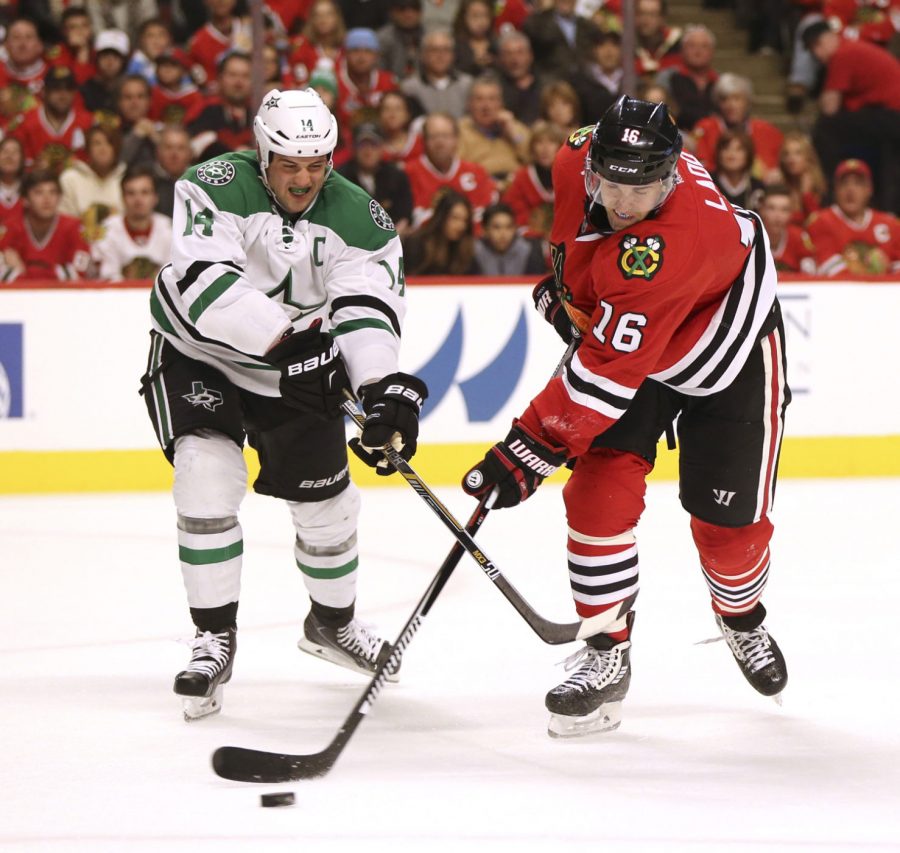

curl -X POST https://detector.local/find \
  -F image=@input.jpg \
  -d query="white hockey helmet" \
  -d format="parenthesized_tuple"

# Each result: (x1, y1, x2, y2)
(253, 88, 339, 185)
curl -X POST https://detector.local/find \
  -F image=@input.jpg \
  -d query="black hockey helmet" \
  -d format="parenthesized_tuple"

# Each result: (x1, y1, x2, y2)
(586, 95, 683, 187)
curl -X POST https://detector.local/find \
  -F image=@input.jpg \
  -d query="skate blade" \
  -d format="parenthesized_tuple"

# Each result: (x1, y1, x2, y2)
(547, 702, 623, 739)
(297, 638, 400, 683)
(181, 686, 224, 722)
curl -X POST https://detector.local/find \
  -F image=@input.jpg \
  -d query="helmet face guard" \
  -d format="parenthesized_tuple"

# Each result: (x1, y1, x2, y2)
(585, 95, 683, 195)
(253, 88, 338, 187)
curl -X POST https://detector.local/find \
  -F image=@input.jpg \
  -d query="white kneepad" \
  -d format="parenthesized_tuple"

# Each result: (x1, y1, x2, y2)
(173, 430, 247, 519)
(288, 482, 361, 552)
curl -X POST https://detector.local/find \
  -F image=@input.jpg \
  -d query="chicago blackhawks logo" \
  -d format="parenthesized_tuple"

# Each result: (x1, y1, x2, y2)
(567, 125, 594, 150)
(182, 381, 224, 411)
(618, 234, 665, 281)
(369, 198, 396, 231)
(196, 161, 235, 186)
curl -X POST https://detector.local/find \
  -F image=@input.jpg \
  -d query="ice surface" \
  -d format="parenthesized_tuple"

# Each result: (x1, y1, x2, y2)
(1, 479, 899, 852)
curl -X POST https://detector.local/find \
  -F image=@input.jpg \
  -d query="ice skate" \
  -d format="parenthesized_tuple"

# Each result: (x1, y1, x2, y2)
(716, 614, 787, 700)
(173, 628, 236, 721)
(545, 635, 631, 738)
(298, 610, 399, 682)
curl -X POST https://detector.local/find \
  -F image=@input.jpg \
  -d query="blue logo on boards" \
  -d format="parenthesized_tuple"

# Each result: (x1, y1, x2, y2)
(0, 323, 24, 418)
(414, 306, 528, 421)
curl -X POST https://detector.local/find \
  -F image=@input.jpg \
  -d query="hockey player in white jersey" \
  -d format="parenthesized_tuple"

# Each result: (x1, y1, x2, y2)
(140, 88, 427, 720)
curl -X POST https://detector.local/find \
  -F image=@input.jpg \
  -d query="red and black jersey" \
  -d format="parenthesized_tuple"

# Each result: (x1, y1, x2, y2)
(186, 99, 254, 156)
(405, 155, 498, 226)
(335, 63, 396, 136)
(502, 164, 555, 238)
(692, 115, 784, 177)
(288, 39, 343, 88)
(187, 20, 253, 88)
(806, 204, 900, 275)
(520, 139, 777, 457)
(770, 225, 816, 273)
(825, 0, 900, 45)
(149, 82, 204, 125)
(8, 104, 94, 172)
(0, 212, 91, 281)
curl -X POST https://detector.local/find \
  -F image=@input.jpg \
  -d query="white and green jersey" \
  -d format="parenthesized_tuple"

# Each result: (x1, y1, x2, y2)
(150, 150, 406, 396)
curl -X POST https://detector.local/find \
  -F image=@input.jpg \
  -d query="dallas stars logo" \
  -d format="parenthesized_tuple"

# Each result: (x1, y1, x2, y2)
(182, 381, 224, 412)
(618, 234, 666, 281)
(262, 94, 280, 110)
(369, 198, 395, 231)
(196, 160, 235, 186)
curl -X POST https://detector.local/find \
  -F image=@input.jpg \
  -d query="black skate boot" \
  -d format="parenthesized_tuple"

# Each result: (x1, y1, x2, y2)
(545, 630, 632, 738)
(174, 627, 236, 721)
(298, 607, 399, 682)
(716, 606, 788, 700)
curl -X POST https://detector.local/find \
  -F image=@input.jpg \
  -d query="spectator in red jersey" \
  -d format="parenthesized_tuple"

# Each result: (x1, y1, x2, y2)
(80, 29, 130, 115)
(127, 18, 174, 85)
(453, 0, 498, 77)
(376, 88, 424, 164)
(493, 0, 530, 32)
(288, 0, 346, 88)
(377, 0, 424, 80)
(473, 201, 548, 275)
(824, 0, 900, 47)
(91, 165, 172, 282)
(690, 73, 783, 182)
(337, 121, 413, 236)
(0, 170, 91, 282)
(805, 159, 900, 275)
(458, 73, 531, 190)
(777, 130, 825, 225)
(568, 30, 623, 126)
(522, 0, 600, 80)
(634, 0, 682, 77)
(659, 24, 718, 131)
(334, 28, 396, 145)
(58, 124, 125, 243)
(52, 7, 96, 86)
(152, 125, 194, 217)
(115, 74, 160, 169)
(0, 136, 25, 223)
(502, 120, 563, 242)
(711, 129, 765, 211)
(187, 0, 252, 92)
(496, 29, 545, 127)
(0, 18, 49, 118)
(149, 48, 204, 125)
(759, 184, 817, 274)
(186, 51, 254, 161)
(405, 111, 498, 227)
(402, 188, 478, 274)
(401, 28, 473, 119)
(539, 80, 582, 141)
(803, 20, 900, 214)
(8, 65, 92, 174)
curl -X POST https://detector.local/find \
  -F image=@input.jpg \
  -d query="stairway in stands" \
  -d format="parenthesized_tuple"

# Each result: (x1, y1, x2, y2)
(666, 0, 815, 132)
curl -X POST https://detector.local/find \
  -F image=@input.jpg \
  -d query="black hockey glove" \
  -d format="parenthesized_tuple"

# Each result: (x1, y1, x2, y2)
(532, 276, 577, 345)
(263, 328, 350, 418)
(462, 421, 567, 509)
(348, 373, 429, 475)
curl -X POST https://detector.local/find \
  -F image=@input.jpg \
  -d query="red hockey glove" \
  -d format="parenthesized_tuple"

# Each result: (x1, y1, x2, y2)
(263, 328, 350, 418)
(532, 276, 577, 345)
(462, 421, 567, 509)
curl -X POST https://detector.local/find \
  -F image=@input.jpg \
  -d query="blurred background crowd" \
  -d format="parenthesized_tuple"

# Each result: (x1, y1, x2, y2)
(0, 0, 897, 282)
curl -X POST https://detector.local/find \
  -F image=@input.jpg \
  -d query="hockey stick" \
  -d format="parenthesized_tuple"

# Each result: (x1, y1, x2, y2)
(336, 395, 629, 646)
(212, 494, 493, 782)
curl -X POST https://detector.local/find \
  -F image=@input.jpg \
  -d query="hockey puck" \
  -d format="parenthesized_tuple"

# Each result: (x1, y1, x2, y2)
(260, 792, 295, 808)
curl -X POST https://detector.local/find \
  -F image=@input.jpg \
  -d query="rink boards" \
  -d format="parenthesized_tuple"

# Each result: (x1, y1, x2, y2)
(0, 277, 898, 493)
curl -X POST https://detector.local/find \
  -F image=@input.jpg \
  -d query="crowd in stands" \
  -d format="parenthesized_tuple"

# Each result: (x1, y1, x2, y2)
(0, 0, 897, 282)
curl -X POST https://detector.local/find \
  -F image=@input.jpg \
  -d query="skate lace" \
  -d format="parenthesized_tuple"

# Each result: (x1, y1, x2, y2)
(183, 630, 231, 678)
(336, 620, 382, 663)
(557, 645, 614, 692)
(723, 625, 776, 673)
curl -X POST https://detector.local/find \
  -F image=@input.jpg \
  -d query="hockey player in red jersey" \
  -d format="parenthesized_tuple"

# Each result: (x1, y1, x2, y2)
(463, 96, 790, 737)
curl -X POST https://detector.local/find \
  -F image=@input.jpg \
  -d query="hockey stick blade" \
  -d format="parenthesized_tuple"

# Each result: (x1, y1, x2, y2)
(343, 397, 591, 644)
(212, 497, 493, 783)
